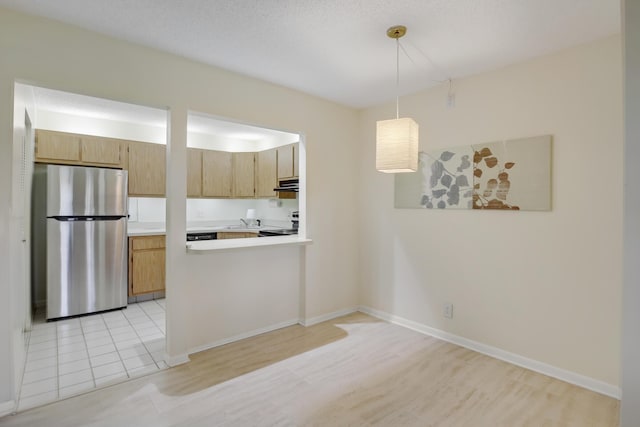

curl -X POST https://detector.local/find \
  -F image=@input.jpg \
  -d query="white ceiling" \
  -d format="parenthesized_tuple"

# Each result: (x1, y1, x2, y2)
(1, 0, 620, 109)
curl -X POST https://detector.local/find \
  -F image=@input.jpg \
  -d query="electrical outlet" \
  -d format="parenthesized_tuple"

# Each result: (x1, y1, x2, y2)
(443, 303, 453, 319)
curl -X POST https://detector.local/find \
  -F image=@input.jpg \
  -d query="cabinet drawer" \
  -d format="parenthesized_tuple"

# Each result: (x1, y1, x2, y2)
(131, 235, 165, 250)
(217, 231, 258, 239)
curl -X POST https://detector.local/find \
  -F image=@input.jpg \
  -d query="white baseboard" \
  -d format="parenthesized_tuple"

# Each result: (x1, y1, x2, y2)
(300, 307, 359, 327)
(358, 306, 621, 400)
(166, 353, 190, 367)
(0, 400, 16, 417)
(189, 318, 300, 356)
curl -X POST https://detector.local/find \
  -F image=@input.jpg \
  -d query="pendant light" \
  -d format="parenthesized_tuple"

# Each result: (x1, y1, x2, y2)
(376, 25, 419, 173)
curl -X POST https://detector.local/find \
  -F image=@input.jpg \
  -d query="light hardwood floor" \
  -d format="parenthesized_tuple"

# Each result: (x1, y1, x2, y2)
(0, 313, 619, 426)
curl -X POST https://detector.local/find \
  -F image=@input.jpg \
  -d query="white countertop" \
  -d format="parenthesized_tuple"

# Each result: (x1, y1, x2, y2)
(127, 221, 310, 252)
(127, 222, 288, 237)
(186, 235, 312, 253)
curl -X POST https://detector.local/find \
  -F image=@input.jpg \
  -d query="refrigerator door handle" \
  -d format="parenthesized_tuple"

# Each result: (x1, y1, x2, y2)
(49, 215, 127, 221)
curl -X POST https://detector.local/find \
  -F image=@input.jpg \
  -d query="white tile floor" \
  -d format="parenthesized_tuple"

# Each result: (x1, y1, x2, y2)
(19, 299, 167, 411)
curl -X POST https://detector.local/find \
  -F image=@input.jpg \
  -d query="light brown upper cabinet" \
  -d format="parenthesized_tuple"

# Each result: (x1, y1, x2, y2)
(35, 130, 124, 168)
(80, 135, 122, 167)
(127, 141, 166, 197)
(189, 146, 295, 199)
(202, 150, 232, 197)
(35, 130, 81, 163)
(277, 143, 299, 179)
(293, 143, 299, 178)
(256, 148, 277, 198)
(187, 148, 203, 198)
(233, 152, 256, 198)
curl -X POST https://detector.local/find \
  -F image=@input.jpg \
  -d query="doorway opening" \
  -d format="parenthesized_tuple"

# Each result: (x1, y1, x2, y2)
(14, 83, 169, 411)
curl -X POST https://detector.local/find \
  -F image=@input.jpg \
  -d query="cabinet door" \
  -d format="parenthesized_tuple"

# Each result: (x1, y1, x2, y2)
(130, 249, 165, 295)
(202, 150, 232, 197)
(35, 130, 81, 163)
(233, 152, 256, 198)
(128, 142, 166, 196)
(81, 135, 122, 166)
(187, 148, 203, 198)
(217, 232, 257, 239)
(129, 236, 165, 296)
(293, 143, 299, 178)
(256, 149, 277, 198)
(277, 144, 294, 179)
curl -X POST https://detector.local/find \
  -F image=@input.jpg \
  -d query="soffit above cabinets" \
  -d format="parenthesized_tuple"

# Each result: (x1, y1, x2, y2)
(187, 113, 299, 152)
(33, 86, 167, 129)
(29, 85, 298, 151)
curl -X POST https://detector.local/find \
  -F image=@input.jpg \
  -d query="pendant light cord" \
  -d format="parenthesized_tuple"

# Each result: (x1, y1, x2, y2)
(396, 37, 400, 119)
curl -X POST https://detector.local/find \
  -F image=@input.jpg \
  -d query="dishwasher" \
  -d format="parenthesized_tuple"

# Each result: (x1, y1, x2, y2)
(187, 232, 217, 241)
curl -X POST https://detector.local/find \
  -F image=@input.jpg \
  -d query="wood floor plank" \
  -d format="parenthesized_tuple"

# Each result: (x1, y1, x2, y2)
(0, 313, 619, 426)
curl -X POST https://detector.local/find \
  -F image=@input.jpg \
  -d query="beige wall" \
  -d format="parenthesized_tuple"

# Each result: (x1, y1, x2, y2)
(0, 7, 359, 405)
(0, 4, 624, 409)
(358, 36, 623, 389)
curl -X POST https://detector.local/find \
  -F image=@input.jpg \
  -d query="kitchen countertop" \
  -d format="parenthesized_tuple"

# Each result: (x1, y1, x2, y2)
(127, 221, 311, 252)
(187, 235, 312, 253)
(127, 223, 288, 237)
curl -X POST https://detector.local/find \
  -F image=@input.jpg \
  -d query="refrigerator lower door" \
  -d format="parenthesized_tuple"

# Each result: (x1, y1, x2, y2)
(47, 217, 127, 320)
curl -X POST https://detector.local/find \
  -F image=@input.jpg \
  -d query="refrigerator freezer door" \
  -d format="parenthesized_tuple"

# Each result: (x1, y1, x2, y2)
(46, 165, 128, 217)
(46, 217, 128, 319)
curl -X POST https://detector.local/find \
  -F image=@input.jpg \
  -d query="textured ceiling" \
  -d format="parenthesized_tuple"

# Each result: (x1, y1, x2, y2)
(2, 0, 620, 108)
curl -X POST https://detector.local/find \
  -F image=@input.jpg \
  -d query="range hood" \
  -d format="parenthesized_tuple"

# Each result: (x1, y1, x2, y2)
(274, 178, 299, 193)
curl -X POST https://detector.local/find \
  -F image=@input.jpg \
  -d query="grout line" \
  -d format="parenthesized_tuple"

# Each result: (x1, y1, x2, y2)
(16, 327, 32, 410)
(122, 302, 151, 373)
(78, 315, 98, 390)
(55, 323, 59, 400)
(124, 302, 165, 371)
(103, 310, 131, 381)
(18, 300, 167, 410)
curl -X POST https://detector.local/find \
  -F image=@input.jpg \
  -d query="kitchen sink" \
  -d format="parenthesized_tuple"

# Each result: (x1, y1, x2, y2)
(223, 225, 263, 230)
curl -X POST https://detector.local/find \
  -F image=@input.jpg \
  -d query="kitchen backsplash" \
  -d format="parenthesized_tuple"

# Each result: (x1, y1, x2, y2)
(128, 197, 298, 224)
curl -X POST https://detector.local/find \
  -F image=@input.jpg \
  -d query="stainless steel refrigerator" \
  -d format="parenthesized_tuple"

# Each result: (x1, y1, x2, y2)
(32, 164, 128, 320)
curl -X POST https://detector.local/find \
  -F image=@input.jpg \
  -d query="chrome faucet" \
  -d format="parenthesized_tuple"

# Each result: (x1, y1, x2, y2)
(240, 218, 261, 228)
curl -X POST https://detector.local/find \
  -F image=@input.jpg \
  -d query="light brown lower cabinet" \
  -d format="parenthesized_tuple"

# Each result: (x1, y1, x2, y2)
(216, 232, 258, 239)
(129, 235, 165, 296)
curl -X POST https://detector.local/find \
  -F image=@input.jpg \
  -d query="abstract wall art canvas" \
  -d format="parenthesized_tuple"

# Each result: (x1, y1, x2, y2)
(394, 135, 552, 211)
